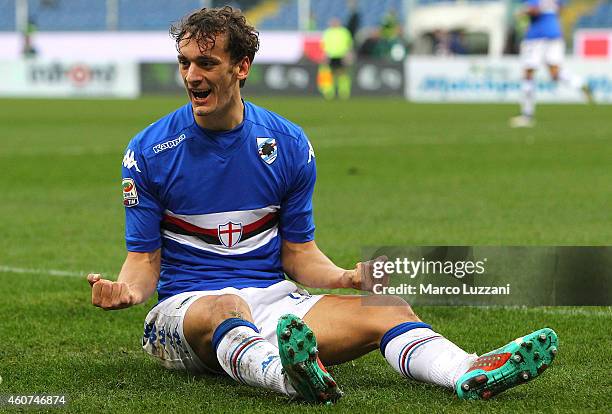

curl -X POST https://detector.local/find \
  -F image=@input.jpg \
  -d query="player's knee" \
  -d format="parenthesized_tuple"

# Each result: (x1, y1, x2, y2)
(548, 67, 560, 81)
(366, 294, 418, 319)
(363, 296, 420, 342)
(388, 295, 419, 321)
(210, 294, 252, 323)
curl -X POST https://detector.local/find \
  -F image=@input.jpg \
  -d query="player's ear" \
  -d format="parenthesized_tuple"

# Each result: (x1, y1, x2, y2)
(235, 56, 250, 81)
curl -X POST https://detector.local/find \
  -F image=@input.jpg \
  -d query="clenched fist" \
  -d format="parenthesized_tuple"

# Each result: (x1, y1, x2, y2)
(348, 255, 390, 292)
(87, 274, 136, 310)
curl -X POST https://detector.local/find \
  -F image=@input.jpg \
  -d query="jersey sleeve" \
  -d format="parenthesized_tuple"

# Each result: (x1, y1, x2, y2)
(121, 140, 163, 252)
(526, 0, 539, 8)
(279, 131, 317, 243)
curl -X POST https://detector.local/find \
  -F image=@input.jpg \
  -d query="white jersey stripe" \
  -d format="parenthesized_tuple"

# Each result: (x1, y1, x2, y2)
(162, 226, 278, 255)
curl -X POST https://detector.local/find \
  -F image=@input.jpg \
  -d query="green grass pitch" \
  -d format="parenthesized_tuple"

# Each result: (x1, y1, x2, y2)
(0, 96, 610, 413)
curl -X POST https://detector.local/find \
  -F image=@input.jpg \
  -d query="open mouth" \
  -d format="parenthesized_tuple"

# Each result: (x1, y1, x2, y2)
(191, 88, 212, 100)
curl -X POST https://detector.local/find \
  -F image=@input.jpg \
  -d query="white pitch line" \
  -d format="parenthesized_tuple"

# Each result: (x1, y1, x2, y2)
(0, 146, 120, 157)
(0, 265, 86, 278)
(1, 265, 610, 316)
(517, 307, 611, 318)
(454, 305, 611, 317)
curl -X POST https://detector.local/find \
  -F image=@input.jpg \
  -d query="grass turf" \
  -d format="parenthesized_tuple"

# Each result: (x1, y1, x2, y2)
(0, 97, 610, 413)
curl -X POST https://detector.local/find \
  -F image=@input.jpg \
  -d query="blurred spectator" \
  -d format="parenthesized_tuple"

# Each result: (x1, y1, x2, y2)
(357, 29, 406, 61)
(505, 8, 529, 55)
(319, 18, 353, 99)
(40, 0, 58, 8)
(346, 0, 360, 40)
(433, 29, 451, 55)
(377, 9, 406, 61)
(380, 9, 400, 41)
(449, 30, 467, 55)
(22, 18, 38, 58)
(358, 28, 387, 59)
(308, 11, 318, 31)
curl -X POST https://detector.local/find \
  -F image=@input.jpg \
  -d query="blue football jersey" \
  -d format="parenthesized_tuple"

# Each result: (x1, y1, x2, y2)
(121, 101, 317, 301)
(524, 0, 565, 40)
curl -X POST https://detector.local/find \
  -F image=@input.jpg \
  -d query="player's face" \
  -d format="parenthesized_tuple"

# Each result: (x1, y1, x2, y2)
(178, 34, 249, 126)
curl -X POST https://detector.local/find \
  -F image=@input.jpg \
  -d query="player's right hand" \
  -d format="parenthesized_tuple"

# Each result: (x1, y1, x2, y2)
(351, 255, 390, 292)
(87, 273, 136, 310)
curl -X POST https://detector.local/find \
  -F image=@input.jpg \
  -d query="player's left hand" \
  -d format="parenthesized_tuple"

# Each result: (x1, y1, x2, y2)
(346, 256, 389, 292)
(87, 273, 136, 310)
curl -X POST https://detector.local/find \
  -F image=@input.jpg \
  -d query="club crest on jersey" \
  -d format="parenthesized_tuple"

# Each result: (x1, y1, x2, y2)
(257, 137, 277, 165)
(218, 221, 243, 248)
(122, 178, 138, 207)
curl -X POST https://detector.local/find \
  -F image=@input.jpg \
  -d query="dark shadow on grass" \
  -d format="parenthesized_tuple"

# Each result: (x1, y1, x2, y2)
(64, 345, 549, 410)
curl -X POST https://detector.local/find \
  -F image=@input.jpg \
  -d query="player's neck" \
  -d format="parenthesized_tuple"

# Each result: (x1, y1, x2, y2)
(194, 96, 244, 132)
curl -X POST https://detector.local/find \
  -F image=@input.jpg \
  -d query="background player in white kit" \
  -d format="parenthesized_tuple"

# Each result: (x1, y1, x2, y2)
(87, 6, 559, 404)
(510, 0, 593, 128)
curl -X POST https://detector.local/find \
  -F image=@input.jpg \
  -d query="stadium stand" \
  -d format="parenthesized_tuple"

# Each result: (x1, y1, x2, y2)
(560, 0, 598, 34)
(0, 0, 16, 31)
(576, 1, 612, 28)
(7, 0, 263, 31)
(255, 0, 298, 30)
(416, 0, 499, 3)
(27, 0, 106, 31)
(257, 0, 404, 31)
(243, 0, 285, 28)
(1, 0, 610, 32)
(117, 0, 201, 30)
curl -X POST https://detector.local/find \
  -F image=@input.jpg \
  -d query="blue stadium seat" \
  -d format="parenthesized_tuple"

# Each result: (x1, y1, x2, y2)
(117, 0, 201, 31)
(310, 0, 403, 30)
(575, 1, 612, 29)
(257, 0, 299, 30)
(0, 0, 16, 31)
(7, 0, 606, 32)
(28, 0, 106, 31)
(258, 0, 404, 31)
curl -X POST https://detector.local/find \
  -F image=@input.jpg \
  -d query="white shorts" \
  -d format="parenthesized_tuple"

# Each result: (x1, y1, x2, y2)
(520, 38, 565, 69)
(141, 280, 323, 373)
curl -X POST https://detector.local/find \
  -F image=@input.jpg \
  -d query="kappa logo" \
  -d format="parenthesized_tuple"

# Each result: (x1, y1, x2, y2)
(175, 295, 196, 310)
(307, 138, 315, 163)
(153, 134, 186, 154)
(122, 178, 139, 207)
(218, 221, 243, 248)
(122, 149, 141, 172)
(288, 291, 312, 304)
(257, 137, 278, 165)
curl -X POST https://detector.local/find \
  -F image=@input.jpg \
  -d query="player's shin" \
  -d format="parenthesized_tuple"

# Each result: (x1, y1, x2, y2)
(521, 79, 536, 117)
(213, 318, 296, 396)
(380, 322, 477, 389)
(558, 68, 584, 89)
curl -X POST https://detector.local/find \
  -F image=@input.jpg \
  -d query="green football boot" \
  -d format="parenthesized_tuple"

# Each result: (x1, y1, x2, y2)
(276, 314, 343, 404)
(456, 327, 558, 400)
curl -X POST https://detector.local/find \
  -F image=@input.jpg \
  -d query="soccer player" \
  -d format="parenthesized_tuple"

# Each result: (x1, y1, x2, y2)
(510, 0, 593, 128)
(320, 18, 353, 100)
(88, 6, 558, 403)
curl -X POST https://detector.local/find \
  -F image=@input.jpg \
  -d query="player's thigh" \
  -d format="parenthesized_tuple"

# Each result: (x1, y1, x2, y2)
(303, 294, 420, 365)
(520, 39, 544, 70)
(183, 293, 254, 370)
(544, 39, 565, 68)
(142, 291, 246, 373)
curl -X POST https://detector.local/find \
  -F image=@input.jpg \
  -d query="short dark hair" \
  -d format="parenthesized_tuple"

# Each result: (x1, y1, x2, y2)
(170, 6, 260, 87)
